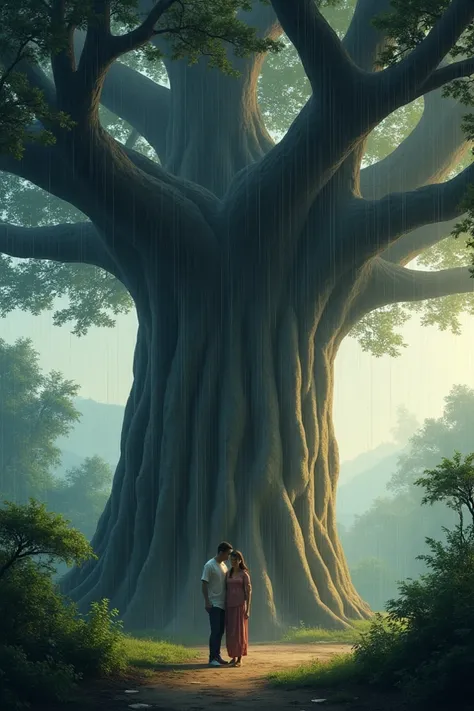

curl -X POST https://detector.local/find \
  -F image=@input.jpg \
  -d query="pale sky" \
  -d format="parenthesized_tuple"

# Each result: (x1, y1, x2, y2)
(2, 306, 474, 463)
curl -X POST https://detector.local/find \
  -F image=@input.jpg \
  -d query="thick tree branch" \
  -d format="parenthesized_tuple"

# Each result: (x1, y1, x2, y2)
(361, 86, 470, 199)
(123, 145, 221, 228)
(111, 0, 178, 56)
(50, 1, 76, 96)
(101, 62, 170, 159)
(0, 221, 118, 274)
(73, 32, 170, 159)
(238, 1, 281, 40)
(342, 257, 474, 335)
(383, 0, 474, 105)
(270, 0, 357, 89)
(347, 160, 474, 260)
(366, 259, 474, 310)
(342, 0, 393, 71)
(0, 138, 68, 196)
(0, 52, 57, 109)
(381, 217, 462, 265)
(419, 57, 474, 94)
(224, 95, 367, 269)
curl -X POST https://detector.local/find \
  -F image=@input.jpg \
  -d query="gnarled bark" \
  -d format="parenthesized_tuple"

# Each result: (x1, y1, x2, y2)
(62, 267, 372, 638)
(3, 0, 474, 641)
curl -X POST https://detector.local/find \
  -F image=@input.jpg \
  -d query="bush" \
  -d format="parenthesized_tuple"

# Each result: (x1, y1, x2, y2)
(0, 645, 78, 710)
(351, 452, 474, 707)
(0, 500, 126, 709)
(55, 599, 126, 678)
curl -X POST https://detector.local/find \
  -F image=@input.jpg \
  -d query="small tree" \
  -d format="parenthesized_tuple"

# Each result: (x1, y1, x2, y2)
(353, 452, 474, 706)
(415, 451, 474, 534)
(0, 338, 80, 502)
(48, 456, 113, 540)
(0, 499, 94, 579)
(0, 500, 124, 710)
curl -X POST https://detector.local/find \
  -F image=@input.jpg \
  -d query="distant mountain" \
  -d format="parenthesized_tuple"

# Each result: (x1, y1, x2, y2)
(339, 442, 401, 484)
(55, 397, 124, 468)
(337, 446, 404, 528)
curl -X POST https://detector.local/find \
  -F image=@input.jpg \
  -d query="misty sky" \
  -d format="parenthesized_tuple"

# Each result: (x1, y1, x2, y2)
(2, 307, 474, 463)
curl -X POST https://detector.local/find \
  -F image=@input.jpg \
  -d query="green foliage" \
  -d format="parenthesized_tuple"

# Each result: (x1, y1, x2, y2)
(0, 500, 125, 709)
(153, 1, 282, 75)
(0, 338, 113, 541)
(48, 456, 113, 540)
(373, 1, 474, 72)
(0, 1, 75, 157)
(349, 304, 410, 357)
(452, 183, 474, 276)
(350, 453, 474, 707)
(282, 618, 374, 644)
(0, 255, 133, 335)
(0, 338, 80, 501)
(268, 653, 360, 688)
(282, 453, 474, 706)
(0, 499, 94, 578)
(415, 451, 474, 521)
(0, 0, 473, 350)
(0, 337, 79, 499)
(0, 644, 78, 710)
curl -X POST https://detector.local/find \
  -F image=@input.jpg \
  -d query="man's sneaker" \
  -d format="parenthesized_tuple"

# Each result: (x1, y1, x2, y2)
(217, 657, 229, 665)
(208, 659, 221, 667)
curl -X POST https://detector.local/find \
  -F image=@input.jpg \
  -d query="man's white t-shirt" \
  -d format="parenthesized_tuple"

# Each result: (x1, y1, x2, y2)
(201, 558, 228, 610)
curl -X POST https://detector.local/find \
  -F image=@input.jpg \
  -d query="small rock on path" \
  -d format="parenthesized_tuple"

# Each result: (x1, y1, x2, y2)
(114, 643, 382, 710)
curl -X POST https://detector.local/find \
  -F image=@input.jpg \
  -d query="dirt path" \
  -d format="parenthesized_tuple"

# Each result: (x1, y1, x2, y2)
(102, 644, 400, 711)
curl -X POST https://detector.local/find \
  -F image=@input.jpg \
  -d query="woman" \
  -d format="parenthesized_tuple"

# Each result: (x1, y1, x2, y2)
(225, 549, 252, 667)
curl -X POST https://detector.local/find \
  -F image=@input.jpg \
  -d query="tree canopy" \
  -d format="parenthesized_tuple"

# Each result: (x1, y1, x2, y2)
(0, 0, 473, 355)
(0, 337, 79, 501)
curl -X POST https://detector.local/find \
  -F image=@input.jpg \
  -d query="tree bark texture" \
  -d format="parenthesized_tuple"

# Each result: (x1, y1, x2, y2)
(63, 265, 373, 638)
(4, 0, 474, 639)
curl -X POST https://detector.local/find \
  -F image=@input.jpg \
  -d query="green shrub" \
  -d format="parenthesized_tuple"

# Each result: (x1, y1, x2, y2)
(351, 453, 474, 707)
(0, 500, 126, 708)
(0, 644, 79, 710)
(55, 599, 126, 678)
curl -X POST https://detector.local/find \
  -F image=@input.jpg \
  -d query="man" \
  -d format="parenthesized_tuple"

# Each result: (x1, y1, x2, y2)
(201, 541, 233, 667)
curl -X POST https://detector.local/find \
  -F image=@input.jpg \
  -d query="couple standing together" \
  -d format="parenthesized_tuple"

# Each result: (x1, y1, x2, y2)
(201, 542, 252, 667)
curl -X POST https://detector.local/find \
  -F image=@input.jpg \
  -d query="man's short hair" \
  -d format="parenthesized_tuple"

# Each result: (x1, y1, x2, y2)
(217, 541, 233, 554)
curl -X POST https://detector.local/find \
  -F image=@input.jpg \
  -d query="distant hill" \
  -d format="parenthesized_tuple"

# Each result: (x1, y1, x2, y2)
(337, 446, 404, 528)
(339, 442, 400, 484)
(55, 397, 124, 469)
(54, 399, 403, 525)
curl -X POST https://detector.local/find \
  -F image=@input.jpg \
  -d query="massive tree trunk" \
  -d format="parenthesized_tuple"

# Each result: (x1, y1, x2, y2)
(63, 252, 372, 638)
(4, 0, 474, 641)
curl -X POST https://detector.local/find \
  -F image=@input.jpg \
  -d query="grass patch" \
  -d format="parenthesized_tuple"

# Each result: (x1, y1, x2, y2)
(282, 619, 376, 644)
(268, 653, 360, 688)
(122, 635, 198, 675)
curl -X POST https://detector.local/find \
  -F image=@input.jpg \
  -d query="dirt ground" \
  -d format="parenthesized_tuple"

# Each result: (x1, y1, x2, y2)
(77, 644, 404, 711)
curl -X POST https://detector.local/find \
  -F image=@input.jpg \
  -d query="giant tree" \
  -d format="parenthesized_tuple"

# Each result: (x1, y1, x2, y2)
(1, 0, 474, 638)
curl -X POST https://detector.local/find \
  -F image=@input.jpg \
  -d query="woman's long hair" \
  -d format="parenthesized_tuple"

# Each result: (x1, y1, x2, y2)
(228, 549, 249, 578)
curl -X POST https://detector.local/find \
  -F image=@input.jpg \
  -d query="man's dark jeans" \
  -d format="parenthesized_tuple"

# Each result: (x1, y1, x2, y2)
(208, 606, 225, 661)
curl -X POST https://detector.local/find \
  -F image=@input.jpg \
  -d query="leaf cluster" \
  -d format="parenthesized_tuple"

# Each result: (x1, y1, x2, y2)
(0, 499, 94, 578)
(351, 451, 474, 707)
(0, 499, 125, 709)
(0, 338, 80, 501)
